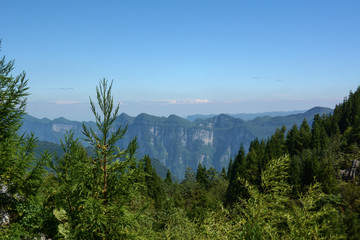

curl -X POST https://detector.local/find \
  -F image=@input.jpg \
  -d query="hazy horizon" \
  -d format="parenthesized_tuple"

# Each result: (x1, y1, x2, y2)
(24, 105, 332, 122)
(2, 1, 359, 121)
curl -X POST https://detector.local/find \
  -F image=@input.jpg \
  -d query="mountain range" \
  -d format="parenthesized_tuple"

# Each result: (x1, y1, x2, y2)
(20, 107, 332, 179)
(186, 110, 306, 122)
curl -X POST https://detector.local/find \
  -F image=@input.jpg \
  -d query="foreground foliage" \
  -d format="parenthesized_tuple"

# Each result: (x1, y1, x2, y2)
(0, 42, 49, 239)
(46, 79, 145, 239)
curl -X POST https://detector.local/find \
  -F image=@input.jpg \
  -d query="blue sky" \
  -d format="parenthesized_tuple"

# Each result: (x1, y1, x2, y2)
(2, 0, 359, 121)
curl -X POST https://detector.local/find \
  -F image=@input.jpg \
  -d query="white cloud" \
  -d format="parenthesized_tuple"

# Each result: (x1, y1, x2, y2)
(166, 99, 178, 104)
(191, 99, 210, 104)
(162, 99, 210, 105)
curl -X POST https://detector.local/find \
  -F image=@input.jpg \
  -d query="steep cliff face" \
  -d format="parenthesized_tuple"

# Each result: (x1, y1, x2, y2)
(114, 113, 254, 179)
(20, 115, 95, 143)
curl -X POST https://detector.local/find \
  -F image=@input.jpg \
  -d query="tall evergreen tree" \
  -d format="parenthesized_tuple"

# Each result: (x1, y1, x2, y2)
(226, 158, 233, 180)
(246, 145, 261, 186)
(47, 132, 90, 238)
(264, 126, 287, 165)
(225, 144, 248, 206)
(220, 167, 227, 180)
(0, 42, 48, 238)
(311, 114, 328, 152)
(334, 87, 360, 138)
(289, 155, 301, 195)
(143, 155, 164, 209)
(300, 149, 319, 187)
(286, 124, 301, 156)
(196, 163, 209, 189)
(183, 166, 195, 183)
(229, 155, 343, 239)
(206, 167, 218, 186)
(49, 79, 144, 239)
(165, 169, 172, 185)
(298, 118, 312, 151)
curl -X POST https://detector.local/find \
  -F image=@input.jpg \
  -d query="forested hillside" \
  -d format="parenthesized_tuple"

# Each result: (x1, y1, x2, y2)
(2, 46, 360, 239)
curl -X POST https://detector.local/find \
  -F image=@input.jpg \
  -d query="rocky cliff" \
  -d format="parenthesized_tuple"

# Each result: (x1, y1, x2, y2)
(112, 113, 254, 179)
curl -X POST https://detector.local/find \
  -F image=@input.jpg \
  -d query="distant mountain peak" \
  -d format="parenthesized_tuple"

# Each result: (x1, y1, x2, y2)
(119, 112, 131, 118)
(304, 106, 333, 116)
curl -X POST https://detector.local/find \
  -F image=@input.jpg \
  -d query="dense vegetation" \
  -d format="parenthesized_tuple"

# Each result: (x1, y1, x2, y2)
(1, 43, 360, 239)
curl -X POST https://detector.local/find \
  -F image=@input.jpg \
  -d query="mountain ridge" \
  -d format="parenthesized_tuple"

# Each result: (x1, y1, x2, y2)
(20, 106, 333, 179)
(187, 109, 309, 122)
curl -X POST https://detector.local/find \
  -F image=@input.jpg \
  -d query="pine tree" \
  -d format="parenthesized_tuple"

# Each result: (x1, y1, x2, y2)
(246, 138, 265, 187)
(286, 124, 301, 156)
(183, 166, 195, 183)
(225, 144, 248, 206)
(143, 155, 164, 209)
(196, 163, 209, 189)
(334, 87, 360, 139)
(226, 158, 233, 180)
(264, 126, 287, 166)
(206, 167, 218, 186)
(165, 169, 172, 185)
(299, 118, 312, 151)
(311, 114, 328, 152)
(300, 149, 319, 187)
(220, 167, 227, 179)
(335, 87, 360, 146)
(289, 155, 301, 195)
(0, 41, 48, 238)
(50, 79, 144, 239)
(47, 132, 90, 238)
(231, 155, 343, 239)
